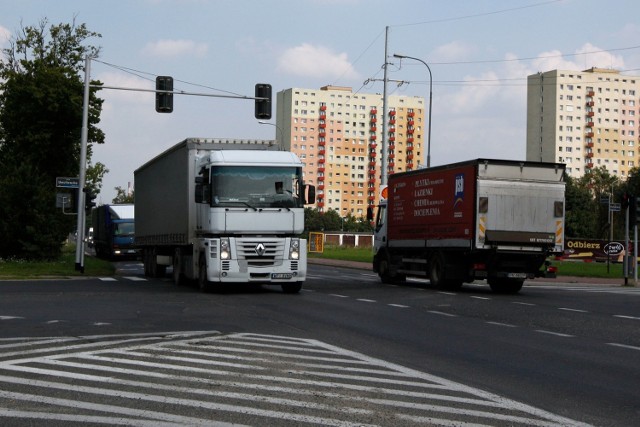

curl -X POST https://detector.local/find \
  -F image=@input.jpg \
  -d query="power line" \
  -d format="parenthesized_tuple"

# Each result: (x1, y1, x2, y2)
(391, 0, 565, 27)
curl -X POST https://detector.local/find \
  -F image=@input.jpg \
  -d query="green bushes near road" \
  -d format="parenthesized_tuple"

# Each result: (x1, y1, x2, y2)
(0, 243, 114, 279)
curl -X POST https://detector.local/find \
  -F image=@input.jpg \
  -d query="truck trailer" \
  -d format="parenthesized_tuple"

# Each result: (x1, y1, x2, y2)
(134, 138, 314, 293)
(91, 204, 137, 259)
(370, 159, 565, 293)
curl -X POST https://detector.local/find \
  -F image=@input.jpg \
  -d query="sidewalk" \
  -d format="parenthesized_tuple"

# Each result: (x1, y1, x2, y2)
(308, 258, 635, 287)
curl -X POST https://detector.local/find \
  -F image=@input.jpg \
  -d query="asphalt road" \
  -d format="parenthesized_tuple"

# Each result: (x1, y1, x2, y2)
(1, 260, 639, 426)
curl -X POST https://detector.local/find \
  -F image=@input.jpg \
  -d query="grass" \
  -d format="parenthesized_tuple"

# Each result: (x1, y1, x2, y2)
(310, 245, 629, 279)
(0, 243, 115, 279)
(0, 243, 629, 280)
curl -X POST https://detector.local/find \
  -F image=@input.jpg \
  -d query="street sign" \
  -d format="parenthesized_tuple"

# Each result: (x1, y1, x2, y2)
(600, 195, 610, 204)
(56, 176, 79, 188)
(610, 203, 621, 212)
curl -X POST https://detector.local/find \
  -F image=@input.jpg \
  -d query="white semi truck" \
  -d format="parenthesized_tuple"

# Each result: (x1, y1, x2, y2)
(134, 138, 315, 293)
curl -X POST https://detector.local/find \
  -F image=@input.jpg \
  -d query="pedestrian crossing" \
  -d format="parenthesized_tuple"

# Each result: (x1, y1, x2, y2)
(0, 331, 588, 426)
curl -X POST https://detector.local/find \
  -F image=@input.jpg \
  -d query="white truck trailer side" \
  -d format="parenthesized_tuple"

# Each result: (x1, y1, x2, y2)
(134, 138, 314, 293)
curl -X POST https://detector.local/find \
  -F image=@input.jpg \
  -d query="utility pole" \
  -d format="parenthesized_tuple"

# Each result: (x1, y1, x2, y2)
(381, 26, 390, 186)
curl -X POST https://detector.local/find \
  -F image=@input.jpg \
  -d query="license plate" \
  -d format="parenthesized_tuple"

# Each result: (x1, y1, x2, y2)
(271, 273, 293, 280)
(507, 273, 527, 279)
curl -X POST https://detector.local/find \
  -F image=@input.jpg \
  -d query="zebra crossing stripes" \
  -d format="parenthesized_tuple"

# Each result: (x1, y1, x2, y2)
(0, 332, 589, 426)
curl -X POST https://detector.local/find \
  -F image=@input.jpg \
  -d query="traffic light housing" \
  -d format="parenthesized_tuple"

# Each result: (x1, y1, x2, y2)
(255, 83, 272, 120)
(632, 196, 640, 227)
(155, 76, 174, 113)
(84, 188, 97, 211)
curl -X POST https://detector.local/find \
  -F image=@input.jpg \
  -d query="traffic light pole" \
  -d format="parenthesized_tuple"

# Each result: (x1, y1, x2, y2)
(74, 56, 91, 273)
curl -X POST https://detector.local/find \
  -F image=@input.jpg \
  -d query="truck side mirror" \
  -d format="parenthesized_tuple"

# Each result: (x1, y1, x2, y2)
(366, 207, 374, 222)
(304, 184, 316, 205)
(195, 183, 203, 204)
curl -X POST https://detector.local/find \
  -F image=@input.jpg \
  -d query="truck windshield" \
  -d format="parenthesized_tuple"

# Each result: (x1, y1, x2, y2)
(114, 222, 135, 236)
(210, 166, 303, 209)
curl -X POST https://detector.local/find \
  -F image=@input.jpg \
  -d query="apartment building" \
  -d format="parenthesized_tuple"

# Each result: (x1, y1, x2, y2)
(526, 68, 640, 179)
(276, 85, 425, 216)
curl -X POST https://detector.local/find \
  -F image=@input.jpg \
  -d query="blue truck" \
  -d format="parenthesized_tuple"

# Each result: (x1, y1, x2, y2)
(91, 204, 138, 259)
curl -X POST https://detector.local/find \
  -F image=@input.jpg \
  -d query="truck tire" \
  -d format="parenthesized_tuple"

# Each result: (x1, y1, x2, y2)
(172, 248, 187, 286)
(489, 278, 524, 294)
(377, 254, 406, 284)
(198, 255, 214, 293)
(428, 252, 463, 290)
(281, 283, 302, 294)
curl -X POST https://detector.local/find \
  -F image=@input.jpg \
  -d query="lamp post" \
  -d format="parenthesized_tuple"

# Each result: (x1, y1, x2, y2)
(393, 53, 432, 168)
(258, 120, 283, 145)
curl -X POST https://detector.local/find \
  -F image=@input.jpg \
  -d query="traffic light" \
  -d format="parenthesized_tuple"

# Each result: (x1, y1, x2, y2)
(84, 188, 97, 211)
(155, 76, 174, 113)
(254, 83, 272, 120)
(633, 196, 640, 227)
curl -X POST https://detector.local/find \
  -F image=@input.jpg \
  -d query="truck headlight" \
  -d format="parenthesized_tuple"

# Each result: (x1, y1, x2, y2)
(220, 238, 230, 260)
(289, 238, 300, 260)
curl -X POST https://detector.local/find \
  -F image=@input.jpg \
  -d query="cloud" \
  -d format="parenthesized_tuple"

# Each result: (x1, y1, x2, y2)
(530, 43, 625, 73)
(431, 40, 474, 63)
(143, 39, 208, 58)
(277, 43, 359, 80)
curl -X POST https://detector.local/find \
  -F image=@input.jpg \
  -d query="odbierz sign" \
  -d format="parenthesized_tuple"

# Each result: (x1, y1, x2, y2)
(564, 238, 625, 261)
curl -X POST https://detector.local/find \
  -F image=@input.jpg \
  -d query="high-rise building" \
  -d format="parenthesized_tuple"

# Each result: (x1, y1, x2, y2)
(276, 85, 425, 216)
(526, 68, 640, 179)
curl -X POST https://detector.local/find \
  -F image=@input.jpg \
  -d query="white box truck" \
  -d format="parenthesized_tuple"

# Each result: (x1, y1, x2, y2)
(135, 138, 315, 293)
(369, 159, 565, 293)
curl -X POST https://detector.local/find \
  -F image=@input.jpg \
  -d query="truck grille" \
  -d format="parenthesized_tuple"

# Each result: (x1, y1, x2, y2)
(237, 238, 285, 267)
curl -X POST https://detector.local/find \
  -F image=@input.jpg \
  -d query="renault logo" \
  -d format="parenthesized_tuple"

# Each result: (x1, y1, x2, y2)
(255, 243, 266, 256)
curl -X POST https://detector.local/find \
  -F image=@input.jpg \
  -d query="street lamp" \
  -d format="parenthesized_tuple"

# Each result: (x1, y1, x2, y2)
(393, 53, 432, 168)
(258, 120, 283, 145)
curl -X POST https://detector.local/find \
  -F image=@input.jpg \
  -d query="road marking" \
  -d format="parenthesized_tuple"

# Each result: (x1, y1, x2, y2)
(98, 277, 117, 281)
(0, 316, 24, 321)
(388, 304, 409, 308)
(123, 276, 147, 281)
(427, 310, 457, 317)
(356, 298, 376, 303)
(535, 330, 574, 338)
(486, 321, 517, 328)
(512, 301, 536, 306)
(613, 314, 640, 320)
(438, 291, 457, 296)
(0, 332, 587, 426)
(329, 294, 349, 298)
(607, 343, 640, 352)
(471, 296, 491, 300)
(558, 308, 589, 313)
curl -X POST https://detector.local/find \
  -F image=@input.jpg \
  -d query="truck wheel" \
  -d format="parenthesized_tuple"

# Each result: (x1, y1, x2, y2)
(489, 278, 524, 294)
(172, 249, 187, 286)
(198, 256, 214, 293)
(429, 252, 447, 289)
(281, 283, 302, 294)
(377, 256, 406, 284)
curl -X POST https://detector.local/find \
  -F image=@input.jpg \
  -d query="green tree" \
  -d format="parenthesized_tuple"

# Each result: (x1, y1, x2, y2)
(0, 19, 103, 260)
(113, 186, 134, 204)
(564, 175, 598, 238)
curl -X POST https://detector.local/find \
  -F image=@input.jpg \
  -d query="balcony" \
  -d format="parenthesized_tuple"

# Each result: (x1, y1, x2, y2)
(407, 137, 414, 143)
(586, 162, 594, 168)
(587, 111, 595, 117)
(389, 136, 395, 142)
(389, 153, 395, 159)
(318, 184, 324, 190)
(389, 119, 396, 125)
(586, 121, 594, 127)
(370, 135, 377, 140)
(370, 117, 377, 123)
(370, 126, 377, 132)
(587, 152, 594, 158)
(318, 175, 325, 181)
(320, 105, 327, 111)
(407, 154, 414, 160)
(586, 142, 594, 148)
(586, 101, 594, 107)
(389, 110, 396, 116)
(407, 120, 415, 126)
(587, 90, 595, 97)
(319, 131, 326, 137)
(371, 108, 377, 115)
(369, 142, 377, 149)
(319, 122, 326, 128)
(318, 140, 326, 146)
(317, 167, 325, 173)
(370, 151, 377, 158)
(318, 158, 325, 164)
(586, 132, 594, 138)
(408, 111, 415, 117)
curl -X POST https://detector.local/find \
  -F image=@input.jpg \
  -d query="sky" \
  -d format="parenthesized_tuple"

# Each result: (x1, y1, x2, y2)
(1, 0, 640, 203)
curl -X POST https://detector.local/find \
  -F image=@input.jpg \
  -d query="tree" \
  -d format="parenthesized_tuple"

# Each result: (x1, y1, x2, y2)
(113, 186, 134, 204)
(0, 18, 103, 260)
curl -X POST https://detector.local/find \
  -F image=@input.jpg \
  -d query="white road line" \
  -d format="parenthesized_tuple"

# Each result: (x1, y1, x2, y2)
(486, 321, 517, 328)
(0, 316, 24, 320)
(329, 294, 349, 298)
(512, 301, 536, 306)
(471, 296, 491, 300)
(607, 343, 640, 351)
(427, 310, 457, 317)
(613, 314, 640, 320)
(123, 276, 147, 281)
(98, 277, 117, 281)
(535, 330, 574, 338)
(356, 298, 376, 303)
(558, 308, 589, 313)
(438, 291, 457, 296)
(388, 304, 409, 308)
